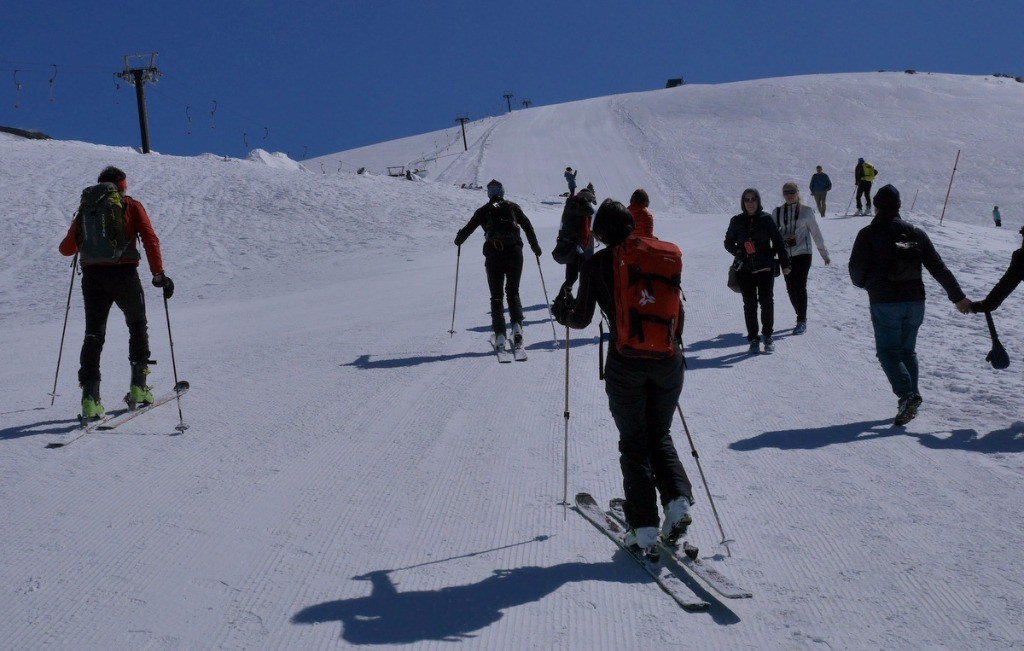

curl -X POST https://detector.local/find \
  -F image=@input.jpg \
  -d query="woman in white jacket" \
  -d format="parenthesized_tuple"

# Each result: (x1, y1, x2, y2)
(772, 181, 831, 334)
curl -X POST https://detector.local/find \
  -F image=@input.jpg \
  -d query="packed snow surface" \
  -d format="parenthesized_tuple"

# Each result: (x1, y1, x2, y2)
(1, 72, 1023, 649)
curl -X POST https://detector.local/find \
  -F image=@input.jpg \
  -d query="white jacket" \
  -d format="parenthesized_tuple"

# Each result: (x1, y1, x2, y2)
(772, 203, 830, 260)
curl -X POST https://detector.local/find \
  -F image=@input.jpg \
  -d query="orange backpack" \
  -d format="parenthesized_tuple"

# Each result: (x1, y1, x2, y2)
(612, 236, 683, 359)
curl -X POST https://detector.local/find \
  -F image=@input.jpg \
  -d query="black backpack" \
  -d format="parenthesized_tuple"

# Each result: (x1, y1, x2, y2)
(887, 229, 923, 282)
(484, 200, 520, 250)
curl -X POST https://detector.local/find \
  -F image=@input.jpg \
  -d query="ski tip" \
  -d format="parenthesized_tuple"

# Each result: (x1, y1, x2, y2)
(45, 442, 65, 449)
(575, 492, 596, 506)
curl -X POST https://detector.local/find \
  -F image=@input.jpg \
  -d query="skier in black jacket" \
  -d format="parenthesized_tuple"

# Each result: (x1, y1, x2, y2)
(848, 184, 972, 425)
(455, 180, 542, 348)
(551, 199, 693, 558)
(724, 188, 791, 354)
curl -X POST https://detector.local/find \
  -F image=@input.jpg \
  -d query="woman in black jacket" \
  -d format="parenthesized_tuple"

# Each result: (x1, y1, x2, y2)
(725, 188, 791, 354)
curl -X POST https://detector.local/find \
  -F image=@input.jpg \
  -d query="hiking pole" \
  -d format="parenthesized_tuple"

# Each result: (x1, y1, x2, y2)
(675, 402, 734, 556)
(49, 253, 78, 406)
(535, 255, 558, 346)
(448, 245, 461, 337)
(560, 322, 571, 518)
(163, 294, 189, 433)
(845, 187, 856, 216)
(939, 149, 961, 226)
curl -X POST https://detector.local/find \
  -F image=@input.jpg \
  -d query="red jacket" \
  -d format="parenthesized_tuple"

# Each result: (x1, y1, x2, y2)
(59, 195, 164, 275)
(628, 204, 654, 238)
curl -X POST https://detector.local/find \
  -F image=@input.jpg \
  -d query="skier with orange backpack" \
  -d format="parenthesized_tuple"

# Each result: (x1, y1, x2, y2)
(551, 198, 693, 558)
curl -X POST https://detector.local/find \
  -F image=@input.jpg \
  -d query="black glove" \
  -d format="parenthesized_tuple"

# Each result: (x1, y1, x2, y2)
(532, 245, 542, 257)
(152, 273, 175, 299)
(551, 288, 575, 326)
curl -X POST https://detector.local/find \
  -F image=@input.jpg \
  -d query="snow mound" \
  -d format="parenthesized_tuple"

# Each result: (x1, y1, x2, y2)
(246, 148, 308, 171)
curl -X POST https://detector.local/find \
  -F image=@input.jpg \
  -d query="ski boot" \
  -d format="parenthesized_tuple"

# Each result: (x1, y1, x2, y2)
(661, 496, 693, 545)
(511, 322, 523, 348)
(763, 335, 776, 353)
(747, 338, 760, 355)
(80, 381, 105, 423)
(624, 526, 660, 562)
(125, 363, 154, 410)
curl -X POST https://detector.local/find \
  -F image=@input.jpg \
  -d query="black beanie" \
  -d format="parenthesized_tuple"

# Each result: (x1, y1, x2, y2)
(593, 199, 635, 246)
(486, 179, 505, 199)
(874, 184, 901, 212)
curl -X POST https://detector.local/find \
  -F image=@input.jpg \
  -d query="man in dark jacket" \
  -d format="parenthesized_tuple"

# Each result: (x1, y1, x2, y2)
(848, 184, 972, 425)
(551, 199, 693, 557)
(724, 188, 792, 354)
(455, 179, 542, 348)
(809, 165, 832, 217)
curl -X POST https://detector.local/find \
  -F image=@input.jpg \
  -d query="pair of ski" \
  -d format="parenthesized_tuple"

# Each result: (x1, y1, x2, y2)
(575, 492, 752, 612)
(490, 335, 527, 363)
(46, 381, 190, 449)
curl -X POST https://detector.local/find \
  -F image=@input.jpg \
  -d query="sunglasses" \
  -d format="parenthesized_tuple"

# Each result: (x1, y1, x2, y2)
(743, 197, 757, 202)
(783, 190, 796, 195)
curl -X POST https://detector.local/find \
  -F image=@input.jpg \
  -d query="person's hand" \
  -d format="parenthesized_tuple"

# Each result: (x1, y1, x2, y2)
(532, 245, 542, 257)
(551, 288, 575, 325)
(152, 273, 175, 299)
(954, 298, 972, 314)
(782, 267, 792, 276)
(823, 256, 831, 266)
(969, 301, 985, 314)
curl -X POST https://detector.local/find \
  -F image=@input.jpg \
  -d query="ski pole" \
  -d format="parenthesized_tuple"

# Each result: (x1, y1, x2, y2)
(535, 255, 558, 346)
(845, 187, 856, 216)
(163, 294, 189, 433)
(448, 245, 461, 337)
(560, 322, 571, 517)
(675, 402, 735, 556)
(49, 253, 78, 406)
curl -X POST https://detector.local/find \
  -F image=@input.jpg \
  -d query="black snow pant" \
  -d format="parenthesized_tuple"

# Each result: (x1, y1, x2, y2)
(605, 352, 693, 529)
(78, 265, 150, 386)
(737, 269, 775, 340)
(856, 181, 873, 211)
(782, 254, 813, 323)
(485, 248, 524, 335)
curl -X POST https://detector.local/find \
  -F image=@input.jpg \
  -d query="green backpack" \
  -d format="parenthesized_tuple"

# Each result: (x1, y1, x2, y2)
(76, 183, 128, 263)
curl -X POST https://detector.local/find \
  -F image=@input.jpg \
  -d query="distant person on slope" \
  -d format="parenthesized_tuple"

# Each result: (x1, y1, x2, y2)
(59, 166, 174, 420)
(551, 199, 693, 557)
(627, 188, 655, 238)
(552, 185, 597, 295)
(564, 167, 578, 197)
(854, 158, 878, 216)
(725, 189, 791, 354)
(454, 179, 542, 349)
(848, 184, 972, 426)
(809, 165, 832, 217)
(772, 181, 831, 335)
(993, 206, 1002, 227)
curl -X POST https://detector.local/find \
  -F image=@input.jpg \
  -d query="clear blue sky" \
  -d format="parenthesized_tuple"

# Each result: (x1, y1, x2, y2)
(2, 0, 1021, 160)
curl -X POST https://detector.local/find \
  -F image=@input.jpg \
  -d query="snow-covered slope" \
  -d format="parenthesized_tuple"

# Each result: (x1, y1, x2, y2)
(1, 73, 1023, 649)
(316, 72, 1024, 224)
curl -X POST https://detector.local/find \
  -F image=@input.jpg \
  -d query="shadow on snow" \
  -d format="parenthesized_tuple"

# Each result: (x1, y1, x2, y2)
(730, 419, 1024, 454)
(291, 537, 736, 644)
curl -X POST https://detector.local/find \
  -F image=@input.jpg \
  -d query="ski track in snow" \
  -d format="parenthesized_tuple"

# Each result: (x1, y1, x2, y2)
(2, 73, 1024, 649)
